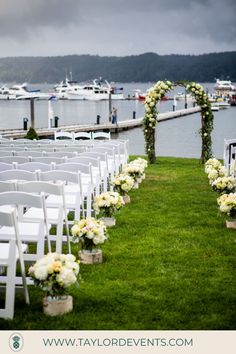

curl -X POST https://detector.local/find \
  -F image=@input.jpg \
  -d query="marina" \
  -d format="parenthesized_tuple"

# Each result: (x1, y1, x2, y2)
(0, 82, 235, 159)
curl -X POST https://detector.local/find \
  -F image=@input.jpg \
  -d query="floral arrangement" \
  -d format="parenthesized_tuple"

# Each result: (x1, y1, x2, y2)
(112, 173, 134, 195)
(143, 80, 213, 164)
(134, 157, 148, 169)
(122, 158, 147, 181)
(217, 193, 236, 218)
(143, 80, 173, 163)
(205, 158, 227, 183)
(93, 191, 124, 217)
(186, 82, 214, 163)
(205, 158, 223, 173)
(71, 217, 107, 251)
(211, 176, 236, 194)
(28, 253, 79, 297)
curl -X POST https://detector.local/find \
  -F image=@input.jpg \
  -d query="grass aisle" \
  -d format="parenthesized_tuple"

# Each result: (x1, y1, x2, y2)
(1, 157, 236, 330)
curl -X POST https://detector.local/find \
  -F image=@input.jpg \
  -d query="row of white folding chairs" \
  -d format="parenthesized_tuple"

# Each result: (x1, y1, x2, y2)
(0, 180, 70, 256)
(0, 180, 79, 319)
(0, 155, 110, 194)
(223, 139, 236, 176)
(54, 131, 111, 141)
(0, 163, 97, 218)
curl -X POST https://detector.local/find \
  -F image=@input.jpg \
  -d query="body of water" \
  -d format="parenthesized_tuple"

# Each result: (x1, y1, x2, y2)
(0, 82, 235, 159)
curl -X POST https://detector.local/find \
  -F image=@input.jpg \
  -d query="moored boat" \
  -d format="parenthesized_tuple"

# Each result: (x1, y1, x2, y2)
(52, 77, 124, 100)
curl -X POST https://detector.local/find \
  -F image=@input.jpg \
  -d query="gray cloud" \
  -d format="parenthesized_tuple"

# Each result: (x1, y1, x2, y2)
(0, 0, 235, 56)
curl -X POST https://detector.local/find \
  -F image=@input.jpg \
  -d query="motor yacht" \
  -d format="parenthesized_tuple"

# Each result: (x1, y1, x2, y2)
(8, 83, 51, 100)
(214, 79, 235, 91)
(53, 77, 124, 100)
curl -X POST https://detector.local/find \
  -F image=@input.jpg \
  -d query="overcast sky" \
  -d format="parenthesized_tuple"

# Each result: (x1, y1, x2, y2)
(0, 0, 235, 57)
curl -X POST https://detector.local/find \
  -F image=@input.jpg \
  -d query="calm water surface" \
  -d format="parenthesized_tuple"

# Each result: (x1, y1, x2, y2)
(0, 82, 235, 159)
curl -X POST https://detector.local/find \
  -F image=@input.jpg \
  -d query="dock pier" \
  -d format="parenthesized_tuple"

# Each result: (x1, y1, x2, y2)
(0, 107, 200, 139)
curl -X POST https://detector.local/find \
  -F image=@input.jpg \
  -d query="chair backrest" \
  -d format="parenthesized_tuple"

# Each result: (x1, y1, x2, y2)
(17, 180, 64, 197)
(46, 151, 78, 158)
(0, 150, 14, 157)
(92, 131, 111, 140)
(55, 162, 92, 176)
(0, 180, 16, 192)
(14, 150, 46, 157)
(0, 169, 38, 182)
(31, 156, 66, 164)
(16, 162, 53, 172)
(67, 156, 100, 168)
(0, 191, 44, 209)
(56, 146, 87, 153)
(38, 169, 81, 186)
(54, 131, 74, 141)
(0, 156, 30, 164)
(74, 132, 92, 140)
(0, 162, 14, 172)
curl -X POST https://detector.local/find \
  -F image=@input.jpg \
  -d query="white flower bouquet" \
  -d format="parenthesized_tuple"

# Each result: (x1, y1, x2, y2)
(205, 158, 227, 183)
(28, 253, 79, 297)
(211, 176, 236, 194)
(205, 158, 223, 173)
(71, 217, 107, 251)
(217, 193, 236, 218)
(122, 162, 145, 182)
(93, 191, 124, 217)
(112, 173, 134, 196)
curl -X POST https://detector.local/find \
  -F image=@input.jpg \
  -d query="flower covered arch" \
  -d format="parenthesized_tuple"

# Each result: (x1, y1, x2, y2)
(143, 81, 214, 164)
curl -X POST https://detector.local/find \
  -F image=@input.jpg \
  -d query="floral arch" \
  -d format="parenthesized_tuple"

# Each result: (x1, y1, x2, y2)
(143, 81, 214, 164)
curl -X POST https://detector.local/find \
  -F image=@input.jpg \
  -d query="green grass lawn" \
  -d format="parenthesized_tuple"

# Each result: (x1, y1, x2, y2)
(0, 156, 236, 330)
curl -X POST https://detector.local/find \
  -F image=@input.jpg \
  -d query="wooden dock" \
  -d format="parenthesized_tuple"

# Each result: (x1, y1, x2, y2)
(0, 107, 200, 139)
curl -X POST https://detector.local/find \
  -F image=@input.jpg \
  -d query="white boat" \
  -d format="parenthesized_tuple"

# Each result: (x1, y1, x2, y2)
(8, 83, 51, 100)
(53, 77, 124, 100)
(214, 79, 235, 91)
(0, 86, 16, 100)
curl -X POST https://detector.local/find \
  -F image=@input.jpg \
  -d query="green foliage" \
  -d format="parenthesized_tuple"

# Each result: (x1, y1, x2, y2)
(144, 81, 213, 164)
(24, 127, 39, 140)
(0, 157, 235, 330)
(0, 52, 235, 83)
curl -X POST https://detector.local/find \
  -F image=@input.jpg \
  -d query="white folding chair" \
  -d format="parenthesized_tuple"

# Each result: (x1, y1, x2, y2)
(54, 163, 93, 217)
(92, 131, 111, 140)
(67, 156, 103, 194)
(91, 146, 118, 176)
(79, 151, 111, 190)
(0, 209, 29, 319)
(223, 139, 236, 176)
(54, 131, 74, 141)
(74, 132, 92, 140)
(17, 181, 70, 254)
(39, 170, 84, 220)
(0, 191, 50, 262)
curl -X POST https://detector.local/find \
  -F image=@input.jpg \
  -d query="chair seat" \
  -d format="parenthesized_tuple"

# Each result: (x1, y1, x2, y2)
(0, 222, 42, 241)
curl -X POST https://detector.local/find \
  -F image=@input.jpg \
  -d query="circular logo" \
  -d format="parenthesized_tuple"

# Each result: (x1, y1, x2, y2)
(9, 333, 24, 352)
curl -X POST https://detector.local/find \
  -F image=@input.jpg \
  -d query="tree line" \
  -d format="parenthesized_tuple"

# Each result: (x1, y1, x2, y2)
(0, 51, 235, 83)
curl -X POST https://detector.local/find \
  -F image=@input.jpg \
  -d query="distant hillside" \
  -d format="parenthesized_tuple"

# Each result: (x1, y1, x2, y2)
(0, 52, 235, 83)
